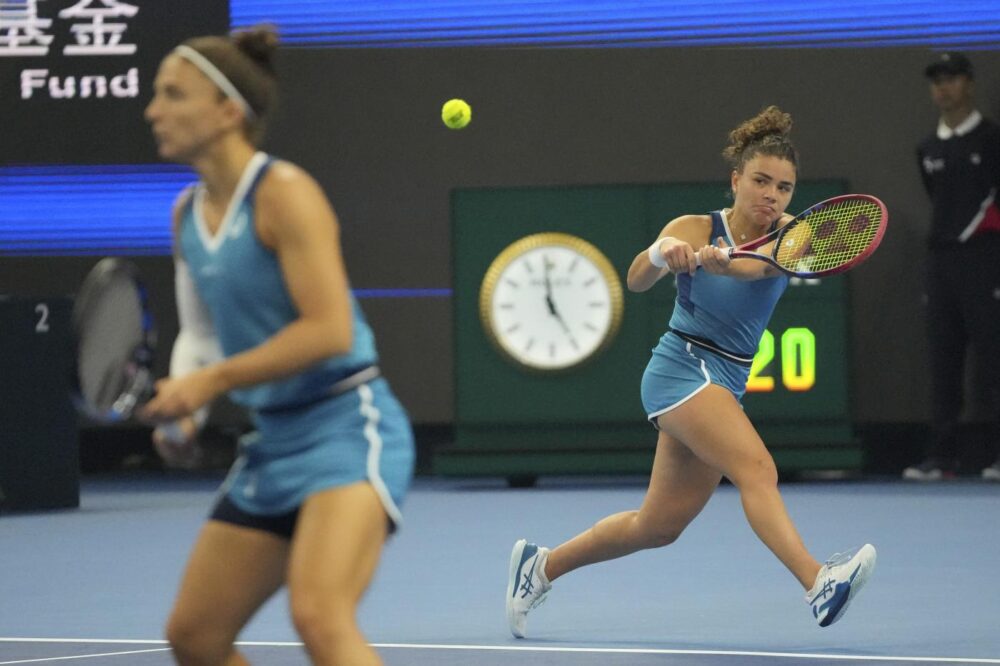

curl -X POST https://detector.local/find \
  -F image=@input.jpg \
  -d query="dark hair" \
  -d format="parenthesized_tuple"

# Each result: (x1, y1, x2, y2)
(181, 25, 279, 144)
(722, 105, 799, 173)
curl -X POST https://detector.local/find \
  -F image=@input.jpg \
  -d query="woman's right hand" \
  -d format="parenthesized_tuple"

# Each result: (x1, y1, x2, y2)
(698, 236, 733, 275)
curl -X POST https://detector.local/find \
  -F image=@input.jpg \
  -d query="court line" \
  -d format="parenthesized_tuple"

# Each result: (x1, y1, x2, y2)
(2, 639, 998, 664)
(0, 647, 170, 665)
(371, 644, 1000, 664)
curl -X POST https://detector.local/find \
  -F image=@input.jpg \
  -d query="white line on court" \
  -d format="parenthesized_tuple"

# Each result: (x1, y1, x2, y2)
(1, 638, 998, 664)
(0, 647, 170, 665)
(370, 644, 1000, 663)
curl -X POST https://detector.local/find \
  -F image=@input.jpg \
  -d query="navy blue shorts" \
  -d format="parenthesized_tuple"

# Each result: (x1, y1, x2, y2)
(210, 493, 299, 539)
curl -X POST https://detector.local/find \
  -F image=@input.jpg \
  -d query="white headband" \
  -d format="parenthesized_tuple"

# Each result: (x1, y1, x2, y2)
(173, 45, 256, 121)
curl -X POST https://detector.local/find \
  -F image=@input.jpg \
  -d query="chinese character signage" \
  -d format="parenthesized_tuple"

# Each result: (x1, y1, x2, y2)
(0, 0, 55, 55)
(0, 0, 228, 164)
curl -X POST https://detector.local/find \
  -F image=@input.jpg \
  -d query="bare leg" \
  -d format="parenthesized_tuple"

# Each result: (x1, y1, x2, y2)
(287, 482, 388, 666)
(545, 429, 722, 582)
(659, 384, 821, 589)
(166, 521, 289, 666)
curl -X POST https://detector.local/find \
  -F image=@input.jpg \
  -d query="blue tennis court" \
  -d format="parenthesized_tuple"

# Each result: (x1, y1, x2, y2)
(1, 474, 998, 665)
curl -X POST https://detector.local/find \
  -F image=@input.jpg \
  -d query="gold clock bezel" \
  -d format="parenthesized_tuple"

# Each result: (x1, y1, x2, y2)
(479, 232, 624, 373)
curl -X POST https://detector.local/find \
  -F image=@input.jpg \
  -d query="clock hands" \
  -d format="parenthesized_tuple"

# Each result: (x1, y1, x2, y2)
(543, 256, 579, 349)
(543, 257, 558, 315)
(553, 311, 579, 349)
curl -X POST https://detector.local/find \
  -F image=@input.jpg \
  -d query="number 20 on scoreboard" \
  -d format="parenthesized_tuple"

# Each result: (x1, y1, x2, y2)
(746, 327, 816, 393)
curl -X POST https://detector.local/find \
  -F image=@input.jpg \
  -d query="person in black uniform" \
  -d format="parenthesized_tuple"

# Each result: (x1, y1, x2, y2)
(904, 52, 1000, 481)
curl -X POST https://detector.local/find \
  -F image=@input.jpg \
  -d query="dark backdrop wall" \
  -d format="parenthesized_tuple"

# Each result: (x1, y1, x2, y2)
(4, 47, 998, 426)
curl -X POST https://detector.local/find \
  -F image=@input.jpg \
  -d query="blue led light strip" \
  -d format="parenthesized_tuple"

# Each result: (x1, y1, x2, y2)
(0, 165, 193, 257)
(0, 164, 451, 298)
(230, 0, 1000, 48)
(354, 288, 452, 298)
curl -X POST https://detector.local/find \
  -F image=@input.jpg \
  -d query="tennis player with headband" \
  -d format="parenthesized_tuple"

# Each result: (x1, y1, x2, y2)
(508, 106, 877, 637)
(142, 26, 414, 666)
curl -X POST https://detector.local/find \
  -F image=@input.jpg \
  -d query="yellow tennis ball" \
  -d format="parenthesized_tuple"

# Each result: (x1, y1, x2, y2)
(441, 98, 471, 129)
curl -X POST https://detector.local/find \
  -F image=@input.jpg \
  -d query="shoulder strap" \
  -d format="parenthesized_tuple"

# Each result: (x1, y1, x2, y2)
(172, 183, 199, 259)
(709, 210, 727, 241)
(245, 156, 274, 203)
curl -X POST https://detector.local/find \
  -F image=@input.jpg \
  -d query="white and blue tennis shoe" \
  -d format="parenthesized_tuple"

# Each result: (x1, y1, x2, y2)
(806, 543, 877, 627)
(506, 539, 552, 638)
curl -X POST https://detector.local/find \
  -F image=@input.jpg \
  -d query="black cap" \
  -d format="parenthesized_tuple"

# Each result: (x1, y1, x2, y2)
(924, 52, 973, 79)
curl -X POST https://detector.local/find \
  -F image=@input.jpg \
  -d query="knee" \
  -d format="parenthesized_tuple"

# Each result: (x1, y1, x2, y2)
(731, 455, 779, 490)
(630, 511, 683, 549)
(639, 526, 682, 549)
(165, 612, 231, 666)
(290, 592, 356, 651)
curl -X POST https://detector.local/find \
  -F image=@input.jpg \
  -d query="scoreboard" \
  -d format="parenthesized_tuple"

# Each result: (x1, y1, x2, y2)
(738, 274, 852, 449)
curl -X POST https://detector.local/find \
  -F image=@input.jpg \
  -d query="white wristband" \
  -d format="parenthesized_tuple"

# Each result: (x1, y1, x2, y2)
(647, 237, 669, 268)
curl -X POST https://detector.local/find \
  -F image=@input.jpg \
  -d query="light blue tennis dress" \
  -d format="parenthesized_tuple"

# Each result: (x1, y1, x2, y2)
(178, 152, 414, 527)
(641, 210, 789, 425)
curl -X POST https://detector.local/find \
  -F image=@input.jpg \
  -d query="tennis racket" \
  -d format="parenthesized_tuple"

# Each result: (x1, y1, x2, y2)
(698, 194, 888, 278)
(72, 257, 158, 423)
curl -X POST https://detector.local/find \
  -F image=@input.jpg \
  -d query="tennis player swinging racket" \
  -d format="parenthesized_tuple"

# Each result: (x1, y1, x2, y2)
(507, 106, 881, 639)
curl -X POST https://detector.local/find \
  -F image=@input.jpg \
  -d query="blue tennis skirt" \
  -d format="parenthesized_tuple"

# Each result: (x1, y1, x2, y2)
(219, 377, 415, 529)
(640, 332, 751, 426)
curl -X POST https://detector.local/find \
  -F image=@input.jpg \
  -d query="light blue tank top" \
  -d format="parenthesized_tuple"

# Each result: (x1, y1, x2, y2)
(667, 210, 788, 358)
(178, 152, 378, 410)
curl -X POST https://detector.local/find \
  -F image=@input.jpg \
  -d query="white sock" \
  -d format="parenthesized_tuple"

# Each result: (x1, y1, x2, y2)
(537, 547, 552, 587)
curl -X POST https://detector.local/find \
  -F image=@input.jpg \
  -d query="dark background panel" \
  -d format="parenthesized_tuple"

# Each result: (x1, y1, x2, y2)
(0, 297, 78, 510)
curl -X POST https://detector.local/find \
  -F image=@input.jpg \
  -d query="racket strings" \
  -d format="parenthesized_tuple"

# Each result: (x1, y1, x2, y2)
(774, 199, 883, 273)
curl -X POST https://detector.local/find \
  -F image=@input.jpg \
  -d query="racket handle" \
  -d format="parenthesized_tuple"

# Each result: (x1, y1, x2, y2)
(694, 247, 734, 267)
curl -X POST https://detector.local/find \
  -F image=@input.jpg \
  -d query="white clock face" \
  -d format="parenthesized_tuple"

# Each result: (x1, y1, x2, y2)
(483, 238, 623, 370)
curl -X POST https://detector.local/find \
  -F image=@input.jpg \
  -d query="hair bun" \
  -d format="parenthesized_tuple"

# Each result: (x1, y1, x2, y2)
(232, 25, 278, 75)
(722, 105, 795, 169)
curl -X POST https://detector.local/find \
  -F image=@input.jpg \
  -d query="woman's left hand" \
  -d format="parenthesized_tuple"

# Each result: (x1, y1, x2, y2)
(698, 236, 733, 274)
